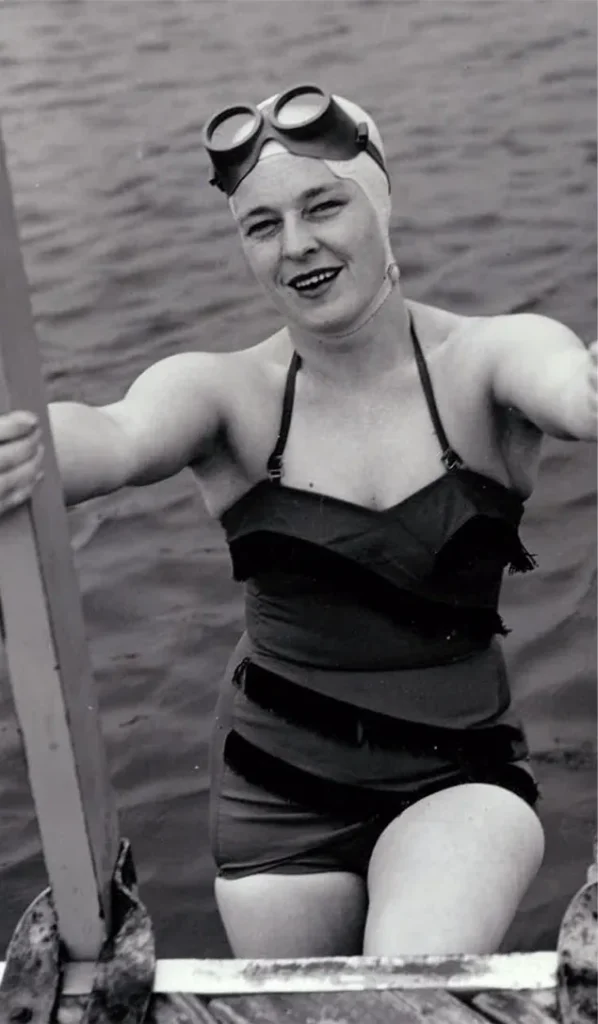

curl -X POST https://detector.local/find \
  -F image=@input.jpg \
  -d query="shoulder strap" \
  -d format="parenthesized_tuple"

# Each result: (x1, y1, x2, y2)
(409, 315, 464, 471)
(267, 351, 302, 483)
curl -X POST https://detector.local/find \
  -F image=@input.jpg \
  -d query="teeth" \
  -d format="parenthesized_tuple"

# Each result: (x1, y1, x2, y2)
(292, 269, 338, 290)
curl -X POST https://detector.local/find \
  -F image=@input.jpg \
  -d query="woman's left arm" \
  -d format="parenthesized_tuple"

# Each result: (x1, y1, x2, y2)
(489, 314, 597, 441)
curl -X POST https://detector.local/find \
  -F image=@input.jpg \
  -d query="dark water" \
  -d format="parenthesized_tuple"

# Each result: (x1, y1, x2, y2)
(0, 1, 596, 957)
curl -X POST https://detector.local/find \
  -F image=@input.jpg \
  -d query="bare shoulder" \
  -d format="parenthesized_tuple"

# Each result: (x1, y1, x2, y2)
(411, 302, 577, 350)
(406, 298, 472, 346)
(408, 303, 555, 494)
(468, 310, 582, 352)
(460, 310, 587, 420)
(234, 327, 294, 369)
(444, 310, 590, 483)
(211, 327, 295, 410)
(115, 337, 286, 411)
(100, 343, 283, 487)
(406, 300, 487, 381)
(122, 347, 255, 390)
(417, 305, 582, 386)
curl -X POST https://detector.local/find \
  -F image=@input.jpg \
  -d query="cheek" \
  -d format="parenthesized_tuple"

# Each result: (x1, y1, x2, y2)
(352, 218, 387, 283)
(241, 239, 277, 286)
(338, 204, 385, 260)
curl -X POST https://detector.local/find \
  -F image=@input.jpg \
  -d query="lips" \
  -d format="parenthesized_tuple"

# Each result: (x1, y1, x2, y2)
(287, 266, 342, 291)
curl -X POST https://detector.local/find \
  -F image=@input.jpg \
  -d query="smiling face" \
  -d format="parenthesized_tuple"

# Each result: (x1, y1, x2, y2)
(230, 152, 388, 335)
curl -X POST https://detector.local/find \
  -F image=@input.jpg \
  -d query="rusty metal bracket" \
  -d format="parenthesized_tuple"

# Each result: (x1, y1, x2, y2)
(0, 887, 61, 1024)
(80, 838, 155, 1024)
(0, 839, 155, 1024)
(557, 877, 598, 1024)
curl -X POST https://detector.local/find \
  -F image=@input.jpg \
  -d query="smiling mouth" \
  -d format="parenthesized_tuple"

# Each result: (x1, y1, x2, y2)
(288, 267, 342, 293)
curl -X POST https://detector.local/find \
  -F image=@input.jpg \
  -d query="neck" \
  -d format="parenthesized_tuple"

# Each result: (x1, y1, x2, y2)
(287, 285, 413, 389)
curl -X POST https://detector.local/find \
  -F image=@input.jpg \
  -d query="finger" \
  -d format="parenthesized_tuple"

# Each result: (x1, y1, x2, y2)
(0, 411, 39, 443)
(1, 449, 45, 502)
(3, 486, 31, 511)
(0, 434, 43, 474)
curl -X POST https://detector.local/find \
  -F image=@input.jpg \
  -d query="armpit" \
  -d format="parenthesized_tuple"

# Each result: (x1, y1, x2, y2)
(496, 405, 544, 495)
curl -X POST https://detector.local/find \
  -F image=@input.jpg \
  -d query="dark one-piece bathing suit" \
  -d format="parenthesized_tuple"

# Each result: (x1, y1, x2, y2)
(209, 317, 540, 879)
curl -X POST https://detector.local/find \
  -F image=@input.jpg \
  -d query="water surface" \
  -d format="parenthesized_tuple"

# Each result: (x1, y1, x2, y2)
(0, 1, 595, 955)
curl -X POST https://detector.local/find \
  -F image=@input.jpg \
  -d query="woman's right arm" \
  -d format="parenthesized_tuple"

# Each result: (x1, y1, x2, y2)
(0, 351, 227, 514)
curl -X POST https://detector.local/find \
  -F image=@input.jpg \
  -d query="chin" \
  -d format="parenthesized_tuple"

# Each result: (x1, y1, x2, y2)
(291, 297, 370, 337)
(304, 311, 369, 339)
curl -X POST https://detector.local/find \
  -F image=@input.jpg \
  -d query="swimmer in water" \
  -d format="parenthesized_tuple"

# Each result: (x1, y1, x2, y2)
(0, 85, 596, 957)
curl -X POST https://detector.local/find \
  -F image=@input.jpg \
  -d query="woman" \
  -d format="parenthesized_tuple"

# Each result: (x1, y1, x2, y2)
(1, 87, 596, 958)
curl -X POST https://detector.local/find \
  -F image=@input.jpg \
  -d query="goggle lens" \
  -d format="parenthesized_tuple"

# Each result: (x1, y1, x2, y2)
(274, 89, 328, 127)
(208, 108, 259, 151)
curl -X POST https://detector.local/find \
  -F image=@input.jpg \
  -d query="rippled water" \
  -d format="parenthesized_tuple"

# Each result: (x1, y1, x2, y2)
(0, 1, 596, 957)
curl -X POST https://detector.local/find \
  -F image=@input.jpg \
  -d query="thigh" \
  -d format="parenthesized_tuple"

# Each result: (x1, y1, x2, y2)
(364, 782, 545, 956)
(215, 870, 367, 957)
(210, 684, 373, 957)
(210, 752, 377, 956)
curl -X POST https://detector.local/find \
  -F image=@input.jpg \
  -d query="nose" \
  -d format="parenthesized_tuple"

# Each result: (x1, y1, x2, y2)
(281, 213, 318, 260)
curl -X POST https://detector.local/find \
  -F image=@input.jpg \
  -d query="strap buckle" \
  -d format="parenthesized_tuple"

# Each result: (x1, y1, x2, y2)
(441, 448, 464, 471)
(267, 454, 284, 482)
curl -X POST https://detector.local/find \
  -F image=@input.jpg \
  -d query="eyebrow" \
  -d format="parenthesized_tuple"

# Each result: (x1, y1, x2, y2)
(239, 185, 341, 225)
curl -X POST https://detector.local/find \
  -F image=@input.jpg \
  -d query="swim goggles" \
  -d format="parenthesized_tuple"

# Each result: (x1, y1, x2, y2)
(202, 84, 389, 196)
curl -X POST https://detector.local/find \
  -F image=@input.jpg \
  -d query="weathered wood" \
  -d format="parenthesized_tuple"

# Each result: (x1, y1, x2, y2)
(53, 990, 496, 1024)
(393, 989, 492, 1022)
(0, 954, 559, 1022)
(20, 989, 565, 1024)
(6, 951, 554, 998)
(0, 123, 119, 956)
(470, 990, 558, 1023)
(0, 951, 559, 996)
(526, 988, 561, 1017)
(208, 989, 484, 1024)
(148, 994, 221, 1024)
(56, 995, 220, 1024)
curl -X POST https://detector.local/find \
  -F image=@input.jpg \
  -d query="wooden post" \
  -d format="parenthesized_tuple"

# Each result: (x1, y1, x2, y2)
(0, 122, 119, 957)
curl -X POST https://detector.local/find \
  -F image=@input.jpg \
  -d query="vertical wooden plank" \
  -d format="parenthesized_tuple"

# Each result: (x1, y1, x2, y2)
(0, 122, 119, 956)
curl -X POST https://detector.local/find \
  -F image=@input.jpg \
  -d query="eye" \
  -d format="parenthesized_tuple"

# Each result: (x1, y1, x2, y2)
(309, 199, 343, 215)
(245, 218, 279, 239)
